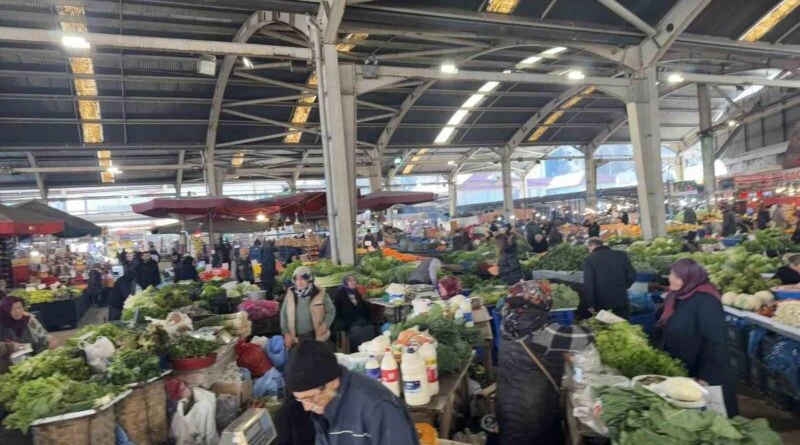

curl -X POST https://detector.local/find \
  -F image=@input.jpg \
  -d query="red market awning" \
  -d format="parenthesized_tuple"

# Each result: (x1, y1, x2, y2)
(0, 204, 64, 236)
(131, 197, 278, 220)
(357, 191, 438, 212)
(151, 218, 271, 235)
(257, 192, 328, 218)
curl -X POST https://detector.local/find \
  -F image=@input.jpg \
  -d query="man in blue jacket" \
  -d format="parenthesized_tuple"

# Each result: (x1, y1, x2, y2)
(285, 340, 420, 445)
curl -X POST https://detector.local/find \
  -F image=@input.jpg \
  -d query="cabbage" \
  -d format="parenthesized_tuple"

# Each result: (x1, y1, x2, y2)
(721, 292, 737, 306)
(753, 290, 774, 305)
(735, 294, 762, 311)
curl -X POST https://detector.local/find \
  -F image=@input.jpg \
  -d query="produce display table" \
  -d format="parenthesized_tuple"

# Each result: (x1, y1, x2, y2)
(30, 293, 91, 331)
(408, 352, 474, 439)
(171, 340, 237, 388)
(723, 306, 800, 343)
(563, 365, 608, 445)
(367, 298, 410, 323)
(532, 270, 584, 284)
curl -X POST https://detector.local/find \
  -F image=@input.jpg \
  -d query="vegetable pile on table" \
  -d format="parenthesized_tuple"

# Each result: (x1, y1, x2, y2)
(524, 243, 588, 272)
(390, 305, 481, 374)
(121, 285, 192, 321)
(596, 386, 782, 445)
(551, 283, 580, 309)
(471, 285, 507, 306)
(774, 300, 800, 327)
(721, 291, 775, 312)
(742, 228, 793, 254)
(168, 335, 219, 359)
(9, 289, 56, 304)
(584, 319, 686, 378)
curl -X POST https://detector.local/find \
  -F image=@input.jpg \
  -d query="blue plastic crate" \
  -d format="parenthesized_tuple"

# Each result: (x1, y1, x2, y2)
(550, 309, 575, 326)
(630, 311, 655, 336)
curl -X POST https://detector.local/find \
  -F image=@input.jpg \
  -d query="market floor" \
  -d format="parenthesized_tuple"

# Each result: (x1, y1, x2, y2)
(49, 305, 108, 347)
(737, 386, 800, 445)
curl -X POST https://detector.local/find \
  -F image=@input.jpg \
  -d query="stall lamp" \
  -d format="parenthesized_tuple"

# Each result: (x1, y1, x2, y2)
(448, 160, 455, 166)
(30, 250, 40, 257)
(728, 120, 738, 127)
(107, 166, 121, 175)
(241, 57, 254, 69)
(440, 63, 458, 74)
(256, 213, 266, 221)
(394, 157, 401, 164)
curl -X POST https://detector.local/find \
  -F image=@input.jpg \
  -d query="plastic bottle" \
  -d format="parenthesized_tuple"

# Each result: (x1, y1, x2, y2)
(462, 299, 474, 328)
(365, 354, 381, 381)
(418, 342, 439, 396)
(380, 347, 401, 397)
(454, 307, 464, 324)
(401, 344, 431, 406)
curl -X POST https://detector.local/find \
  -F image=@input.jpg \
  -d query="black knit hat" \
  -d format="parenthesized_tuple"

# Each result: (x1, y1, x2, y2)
(285, 340, 341, 393)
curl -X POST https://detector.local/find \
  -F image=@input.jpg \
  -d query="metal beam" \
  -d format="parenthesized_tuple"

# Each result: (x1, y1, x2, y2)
(597, 0, 657, 36)
(25, 152, 46, 200)
(710, 84, 744, 113)
(637, 0, 711, 67)
(662, 72, 800, 89)
(6, 164, 196, 174)
(0, 26, 312, 59)
(221, 109, 321, 135)
(365, 65, 631, 88)
(714, 93, 800, 159)
(176, 150, 185, 197)
(504, 86, 585, 154)
(375, 81, 435, 176)
(224, 94, 315, 108)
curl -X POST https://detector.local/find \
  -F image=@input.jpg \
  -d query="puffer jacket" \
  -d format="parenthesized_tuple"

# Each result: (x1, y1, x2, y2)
(496, 307, 564, 445)
(499, 241, 522, 285)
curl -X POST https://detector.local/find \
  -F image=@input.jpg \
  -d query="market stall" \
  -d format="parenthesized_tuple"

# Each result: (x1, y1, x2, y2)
(0, 204, 64, 287)
(14, 201, 102, 239)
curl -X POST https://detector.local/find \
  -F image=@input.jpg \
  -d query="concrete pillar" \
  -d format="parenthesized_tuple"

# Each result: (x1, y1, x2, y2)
(313, 22, 357, 265)
(697, 83, 716, 206)
(674, 152, 685, 182)
(501, 148, 514, 222)
(626, 67, 666, 239)
(519, 171, 529, 200)
(584, 150, 598, 211)
(447, 175, 457, 218)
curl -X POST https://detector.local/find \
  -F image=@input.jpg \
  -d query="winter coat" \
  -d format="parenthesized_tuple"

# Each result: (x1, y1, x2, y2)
(497, 307, 564, 445)
(312, 366, 419, 445)
(757, 210, 771, 230)
(586, 222, 600, 238)
(722, 211, 737, 237)
(331, 287, 371, 333)
(774, 266, 800, 285)
(657, 291, 738, 417)
(108, 276, 134, 310)
(582, 246, 636, 313)
(260, 245, 277, 284)
(236, 256, 253, 283)
(498, 239, 522, 285)
(136, 259, 161, 289)
(275, 397, 315, 445)
(530, 239, 548, 254)
(0, 316, 49, 354)
(525, 222, 541, 244)
(684, 208, 698, 225)
(174, 262, 199, 282)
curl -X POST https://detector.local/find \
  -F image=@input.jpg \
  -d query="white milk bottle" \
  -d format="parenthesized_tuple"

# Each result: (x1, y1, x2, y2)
(380, 347, 401, 397)
(365, 354, 381, 380)
(418, 342, 439, 396)
(401, 344, 431, 406)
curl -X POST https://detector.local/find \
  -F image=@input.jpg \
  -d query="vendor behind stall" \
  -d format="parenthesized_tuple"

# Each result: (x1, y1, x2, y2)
(174, 256, 199, 282)
(774, 254, 800, 285)
(437, 276, 462, 300)
(0, 296, 51, 354)
(280, 266, 335, 349)
(136, 251, 161, 290)
(332, 274, 374, 353)
(108, 273, 136, 321)
(408, 257, 442, 286)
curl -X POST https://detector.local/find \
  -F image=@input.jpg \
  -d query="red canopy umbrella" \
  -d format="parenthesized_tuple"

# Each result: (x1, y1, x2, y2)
(131, 197, 278, 220)
(257, 192, 328, 219)
(0, 204, 64, 236)
(357, 191, 438, 212)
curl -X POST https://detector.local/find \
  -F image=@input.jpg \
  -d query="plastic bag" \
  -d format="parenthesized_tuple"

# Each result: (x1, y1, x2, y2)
(148, 311, 194, 338)
(253, 367, 284, 398)
(238, 300, 280, 321)
(250, 336, 269, 348)
(266, 335, 288, 372)
(570, 344, 604, 382)
(236, 340, 273, 377)
(171, 387, 219, 445)
(215, 393, 240, 431)
(80, 336, 115, 373)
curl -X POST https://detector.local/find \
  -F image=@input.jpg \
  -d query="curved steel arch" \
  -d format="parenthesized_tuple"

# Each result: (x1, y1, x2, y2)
(503, 85, 585, 155)
(204, 10, 311, 195)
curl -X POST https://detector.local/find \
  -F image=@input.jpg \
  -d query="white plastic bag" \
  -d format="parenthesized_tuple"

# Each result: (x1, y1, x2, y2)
(249, 336, 269, 348)
(148, 311, 194, 338)
(171, 387, 219, 445)
(80, 336, 115, 373)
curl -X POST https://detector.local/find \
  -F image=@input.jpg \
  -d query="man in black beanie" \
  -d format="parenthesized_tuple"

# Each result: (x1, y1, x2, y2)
(285, 340, 420, 445)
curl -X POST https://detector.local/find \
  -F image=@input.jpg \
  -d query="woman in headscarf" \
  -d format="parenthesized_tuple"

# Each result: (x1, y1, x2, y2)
(437, 276, 462, 300)
(496, 280, 593, 445)
(0, 296, 50, 354)
(331, 274, 373, 353)
(657, 258, 737, 417)
(279, 266, 335, 349)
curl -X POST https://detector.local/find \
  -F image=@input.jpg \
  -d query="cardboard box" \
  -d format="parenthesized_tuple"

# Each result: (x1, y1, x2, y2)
(212, 379, 253, 404)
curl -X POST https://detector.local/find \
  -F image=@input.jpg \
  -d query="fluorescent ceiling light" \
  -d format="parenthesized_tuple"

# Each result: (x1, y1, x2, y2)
(728, 120, 737, 127)
(519, 56, 543, 65)
(502, 69, 513, 74)
(394, 157, 402, 164)
(107, 166, 121, 174)
(448, 160, 456, 166)
(478, 81, 500, 92)
(448, 109, 469, 125)
(541, 46, 567, 55)
(567, 70, 585, 80)
(62, 35, 90, 49)
(462, 94, 485, 108)
(241, 57, 254, 69)
(667, 73, 684, 83)
(485, 0, 519, 14)
(435, 126, 456, 144)
(440, 63, 458, 74)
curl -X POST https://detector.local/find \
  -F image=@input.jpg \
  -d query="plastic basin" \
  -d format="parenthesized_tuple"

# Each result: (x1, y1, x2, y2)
(771, 287, 800, 300)
(171, 353, 217, 371)
(721, 238, 742, 247)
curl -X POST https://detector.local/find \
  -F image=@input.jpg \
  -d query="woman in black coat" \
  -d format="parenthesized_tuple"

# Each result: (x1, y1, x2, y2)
(260, 241, 278, 299)
(496, 231, 522, 285)
(657, 258, 737, 417)
(331, 274, 373, 352)
(529, 233, 549, 254)
(174, 256, 199, 282)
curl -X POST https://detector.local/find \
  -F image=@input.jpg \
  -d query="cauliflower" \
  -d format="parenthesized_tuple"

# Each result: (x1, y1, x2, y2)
(721, 292, 738, 306)
(753, 290, 774, 305)
(735, 294, 762, 311)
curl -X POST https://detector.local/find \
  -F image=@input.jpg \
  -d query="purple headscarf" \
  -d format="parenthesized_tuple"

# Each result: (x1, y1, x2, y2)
(656, 258, 720, 327)
(0, 296, 29, 338)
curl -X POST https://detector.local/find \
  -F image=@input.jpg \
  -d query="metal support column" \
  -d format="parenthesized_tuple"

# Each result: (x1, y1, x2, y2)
(697, 83, 716, 206)
(287, 178, 297, 193)
(520, 171, 529, 200)
(313, 16, 357, 265)
(585, 150, 598, 211)
(501, 148, 514, 222)
(448, 175, 458, 218)
(626, 67, 666, 239)
(369, 162, 383, 193)
(675, 152, 686, 182)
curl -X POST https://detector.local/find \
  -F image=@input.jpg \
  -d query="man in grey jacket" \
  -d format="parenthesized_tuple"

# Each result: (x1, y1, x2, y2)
(285, 340, 419, 445)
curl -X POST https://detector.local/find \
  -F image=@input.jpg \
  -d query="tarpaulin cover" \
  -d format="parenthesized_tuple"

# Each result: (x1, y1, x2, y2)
(15, 200, 101, 238)
(0, 203, 64, 236)
(151, 218, 271, 235)
(256, 192, 328, 218)
(356, 191, 437, 211)
(131, 197, 278, 219)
